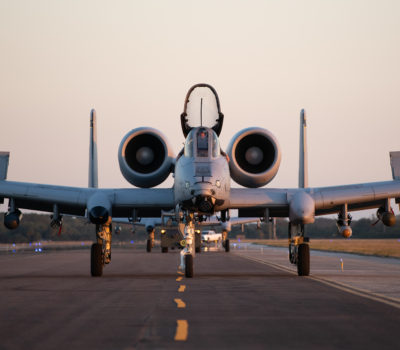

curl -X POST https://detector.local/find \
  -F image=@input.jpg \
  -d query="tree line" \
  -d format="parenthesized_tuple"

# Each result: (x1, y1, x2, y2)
(0, 213, 399, 243)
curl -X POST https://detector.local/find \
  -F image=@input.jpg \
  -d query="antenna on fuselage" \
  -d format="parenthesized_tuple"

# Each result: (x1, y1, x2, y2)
(299, 109, 308, 188)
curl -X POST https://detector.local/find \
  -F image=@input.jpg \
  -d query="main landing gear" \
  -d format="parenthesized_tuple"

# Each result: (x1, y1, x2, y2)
(178, 214, 195, 278)
(288, 223, 310, 276)
(91, 222, 112, 277)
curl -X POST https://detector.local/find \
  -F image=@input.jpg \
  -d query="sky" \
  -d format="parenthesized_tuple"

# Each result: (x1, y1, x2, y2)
(0, 1, 400, 218)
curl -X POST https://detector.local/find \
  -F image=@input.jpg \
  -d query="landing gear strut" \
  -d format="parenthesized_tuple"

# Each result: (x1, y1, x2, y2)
(178, 214, 195, 278)
(222, 230, 230, 252)
(146, 228, 155, 252)
(91, 222, 112, 277)
(288, 223, 310, 276)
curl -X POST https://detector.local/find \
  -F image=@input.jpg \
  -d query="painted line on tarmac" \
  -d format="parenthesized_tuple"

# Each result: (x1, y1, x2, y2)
(174, 275, 188, 341)
(236, 253, 400, 310)
(174, 298, 186, 308)
(174, 320, 188, 341)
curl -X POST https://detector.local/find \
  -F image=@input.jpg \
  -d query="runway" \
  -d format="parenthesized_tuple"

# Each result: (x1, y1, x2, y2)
(1, 244, 400, 350)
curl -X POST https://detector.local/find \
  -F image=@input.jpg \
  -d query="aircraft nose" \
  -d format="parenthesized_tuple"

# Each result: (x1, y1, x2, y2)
(191, 182, 215, 197)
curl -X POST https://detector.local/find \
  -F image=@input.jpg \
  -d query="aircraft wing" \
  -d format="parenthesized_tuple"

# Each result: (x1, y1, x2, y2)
(229, 180, 400, 217)
(0, 180, 175, 217)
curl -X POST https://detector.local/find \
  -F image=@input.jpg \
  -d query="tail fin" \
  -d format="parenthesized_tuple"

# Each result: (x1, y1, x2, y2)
(299, 109, 308, 188)
(0, 152, 9, 181)
(390, 152, 400, 180)
(89, 109, 98, 188)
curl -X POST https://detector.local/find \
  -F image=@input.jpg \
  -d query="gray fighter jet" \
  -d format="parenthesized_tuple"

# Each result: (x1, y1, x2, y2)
(1, 83, 400, 278)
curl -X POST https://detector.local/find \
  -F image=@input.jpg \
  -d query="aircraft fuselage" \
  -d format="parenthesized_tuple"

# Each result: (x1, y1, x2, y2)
(174, 127, 230, 215)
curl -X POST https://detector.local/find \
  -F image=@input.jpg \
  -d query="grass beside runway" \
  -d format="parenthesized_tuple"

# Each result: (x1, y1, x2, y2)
(243, 239, 400, 258)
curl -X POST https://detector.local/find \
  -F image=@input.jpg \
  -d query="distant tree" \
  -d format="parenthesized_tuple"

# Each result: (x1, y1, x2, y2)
(1, 212, 399, 243)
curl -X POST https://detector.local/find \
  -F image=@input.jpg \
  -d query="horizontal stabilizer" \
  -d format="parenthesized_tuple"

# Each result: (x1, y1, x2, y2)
(0, 152, 10, 181)
(390, 152, 400, 180)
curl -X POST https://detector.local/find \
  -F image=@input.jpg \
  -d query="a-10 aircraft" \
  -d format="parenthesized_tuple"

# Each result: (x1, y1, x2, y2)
(1, 83, 400, 278)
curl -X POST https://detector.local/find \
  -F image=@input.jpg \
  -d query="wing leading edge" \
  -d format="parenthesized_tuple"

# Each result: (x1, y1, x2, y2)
(0, 180, 175, 218)
(229, 180, 400, 219)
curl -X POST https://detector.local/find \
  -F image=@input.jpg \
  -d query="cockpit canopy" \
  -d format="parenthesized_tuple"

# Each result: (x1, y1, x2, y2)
(184, 127, 220, 158)
(181, 84, 224, 137)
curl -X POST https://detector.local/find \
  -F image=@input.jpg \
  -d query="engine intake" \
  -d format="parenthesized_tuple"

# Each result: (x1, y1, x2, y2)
(118, 127, 174, 188)
(226, 127, 281, 188)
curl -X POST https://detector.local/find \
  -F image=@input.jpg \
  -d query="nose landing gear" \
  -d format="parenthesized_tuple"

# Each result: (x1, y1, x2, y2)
(178, 214, 196, 278)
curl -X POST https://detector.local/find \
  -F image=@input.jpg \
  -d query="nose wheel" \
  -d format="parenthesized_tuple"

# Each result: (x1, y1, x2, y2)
(185, 254, 193, 278)
(178, 214, 196, 277)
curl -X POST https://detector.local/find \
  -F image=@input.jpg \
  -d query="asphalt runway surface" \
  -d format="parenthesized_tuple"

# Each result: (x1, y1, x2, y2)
(1, 244, 400, 350)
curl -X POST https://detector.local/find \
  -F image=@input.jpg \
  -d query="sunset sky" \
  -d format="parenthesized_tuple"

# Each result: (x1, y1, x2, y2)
(1, 1, 399, 218)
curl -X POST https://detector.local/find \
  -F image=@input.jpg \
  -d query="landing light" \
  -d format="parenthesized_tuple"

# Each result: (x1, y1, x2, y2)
(216, 180, 221, 188)
(161, 229, 166, 234)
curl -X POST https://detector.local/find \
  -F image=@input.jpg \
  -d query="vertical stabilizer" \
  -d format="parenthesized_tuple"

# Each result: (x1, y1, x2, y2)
(0, 152, 9, 181)
(390, 152, 400, 180)
(299, 109, 308, 188)
(89, 109, 98, 188)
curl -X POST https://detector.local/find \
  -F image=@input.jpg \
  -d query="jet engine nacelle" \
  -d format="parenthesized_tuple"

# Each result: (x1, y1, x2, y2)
(118, 127, 175, 188)
(226, 127, 282, 188)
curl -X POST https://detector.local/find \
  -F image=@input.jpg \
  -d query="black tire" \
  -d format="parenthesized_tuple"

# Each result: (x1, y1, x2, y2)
(91, 243, 103, 277)
(161, 247, 168, 253)
(185, 254, 193, 278)
(297, 243, 310, 276)
(195, 247, 201, 253)
(146, 239, 152, 253)
(225, 239, 230, 252)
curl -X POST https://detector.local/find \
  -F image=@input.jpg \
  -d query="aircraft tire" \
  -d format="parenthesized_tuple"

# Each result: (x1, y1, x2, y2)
(297, 243, 310, 276)
(146, 239, 152, 253)
(225, 239, 230, 252)
(185, 254, 193, 278)
(91, 243, 103, 277)
(161, 247, 168, 253)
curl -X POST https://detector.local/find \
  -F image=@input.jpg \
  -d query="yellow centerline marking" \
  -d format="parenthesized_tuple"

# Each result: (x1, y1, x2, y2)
(174, 298, 186, 308)
(178, 285, 186, 292)
(176, 276, 183, 282)
(236, 253, 400, 310)
(174, 320, 188, 341)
